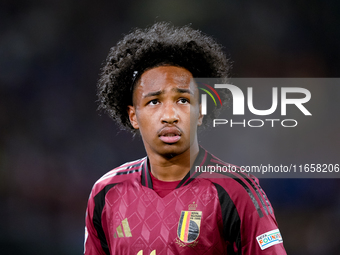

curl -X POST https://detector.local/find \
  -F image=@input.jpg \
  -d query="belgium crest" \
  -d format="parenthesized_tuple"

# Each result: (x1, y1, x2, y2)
(177, 211, 202, 243)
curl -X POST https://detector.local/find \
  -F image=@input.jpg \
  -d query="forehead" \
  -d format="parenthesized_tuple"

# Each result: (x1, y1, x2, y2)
(136, 66, 195, 93)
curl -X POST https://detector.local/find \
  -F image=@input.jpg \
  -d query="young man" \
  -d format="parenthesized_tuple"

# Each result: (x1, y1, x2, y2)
(84, 22, 286, 254)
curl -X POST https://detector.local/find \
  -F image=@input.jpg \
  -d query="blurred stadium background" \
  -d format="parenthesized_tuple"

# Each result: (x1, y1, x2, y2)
(1, 0, 340, 254)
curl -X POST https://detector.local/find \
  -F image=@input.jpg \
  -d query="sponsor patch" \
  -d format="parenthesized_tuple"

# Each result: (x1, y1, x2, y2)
(256, 229, 283, 250)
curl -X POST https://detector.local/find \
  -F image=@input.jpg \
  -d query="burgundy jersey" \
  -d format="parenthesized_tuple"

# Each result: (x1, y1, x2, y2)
(84, 147, 286, 254)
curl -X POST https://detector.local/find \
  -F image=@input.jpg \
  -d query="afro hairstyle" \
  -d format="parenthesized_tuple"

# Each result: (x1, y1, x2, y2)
(97, 22, 231, 133)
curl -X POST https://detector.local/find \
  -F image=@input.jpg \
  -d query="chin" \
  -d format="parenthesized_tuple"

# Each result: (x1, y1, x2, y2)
(157, 143, 189, 158)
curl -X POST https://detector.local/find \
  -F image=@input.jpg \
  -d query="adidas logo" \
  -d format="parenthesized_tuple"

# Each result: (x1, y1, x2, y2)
(113, 218, 132, 238)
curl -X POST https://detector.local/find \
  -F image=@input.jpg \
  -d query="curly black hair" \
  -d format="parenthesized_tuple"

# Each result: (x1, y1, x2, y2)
(97, 22, 231, 133)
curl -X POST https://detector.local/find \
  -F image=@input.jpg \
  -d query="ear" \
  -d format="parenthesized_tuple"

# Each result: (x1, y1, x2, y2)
(197, 104, 204, 126)
(127, 105, 139, 129)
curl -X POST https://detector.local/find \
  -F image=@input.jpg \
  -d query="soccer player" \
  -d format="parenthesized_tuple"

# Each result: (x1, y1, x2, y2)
(84, 22, 286, 254)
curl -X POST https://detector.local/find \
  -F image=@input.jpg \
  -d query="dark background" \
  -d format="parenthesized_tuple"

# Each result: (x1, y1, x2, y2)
(1, 0, 340, 254)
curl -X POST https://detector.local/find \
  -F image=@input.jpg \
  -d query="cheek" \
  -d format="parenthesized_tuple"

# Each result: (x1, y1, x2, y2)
(136, 109, 154, 130)
(188, 106, 202, 127)
(189, 105, 200, 119)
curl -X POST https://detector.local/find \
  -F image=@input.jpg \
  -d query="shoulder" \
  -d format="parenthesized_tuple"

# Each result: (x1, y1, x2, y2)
(90, 157, 146, 198)
(194, 148, 286, 253)
(196, 150, 272, 218)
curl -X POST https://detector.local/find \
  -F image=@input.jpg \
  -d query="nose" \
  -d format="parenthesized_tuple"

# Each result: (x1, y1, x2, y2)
(161, 102, 179, 124)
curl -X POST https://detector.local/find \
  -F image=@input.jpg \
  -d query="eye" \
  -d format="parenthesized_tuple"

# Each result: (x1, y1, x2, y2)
(178, 98, 189, 104)
(148, 99, 159, 106)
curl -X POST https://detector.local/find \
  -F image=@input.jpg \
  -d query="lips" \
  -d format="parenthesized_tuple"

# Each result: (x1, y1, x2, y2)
(158, 126, 181, 144)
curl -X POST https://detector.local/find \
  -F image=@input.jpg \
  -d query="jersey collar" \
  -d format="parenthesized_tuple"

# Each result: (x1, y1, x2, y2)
(140, 146, 208, 190)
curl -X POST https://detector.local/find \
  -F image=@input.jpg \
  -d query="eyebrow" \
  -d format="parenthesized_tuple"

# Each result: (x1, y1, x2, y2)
(175, 88, 193, 95)
(143, 88, 194, 98)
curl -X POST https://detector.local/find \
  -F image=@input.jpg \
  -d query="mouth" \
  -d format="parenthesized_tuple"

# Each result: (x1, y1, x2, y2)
(158, 127, 182, 144)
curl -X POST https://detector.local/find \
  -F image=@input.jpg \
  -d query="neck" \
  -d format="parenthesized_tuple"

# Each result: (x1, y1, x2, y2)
(146, 142, 200, 182)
